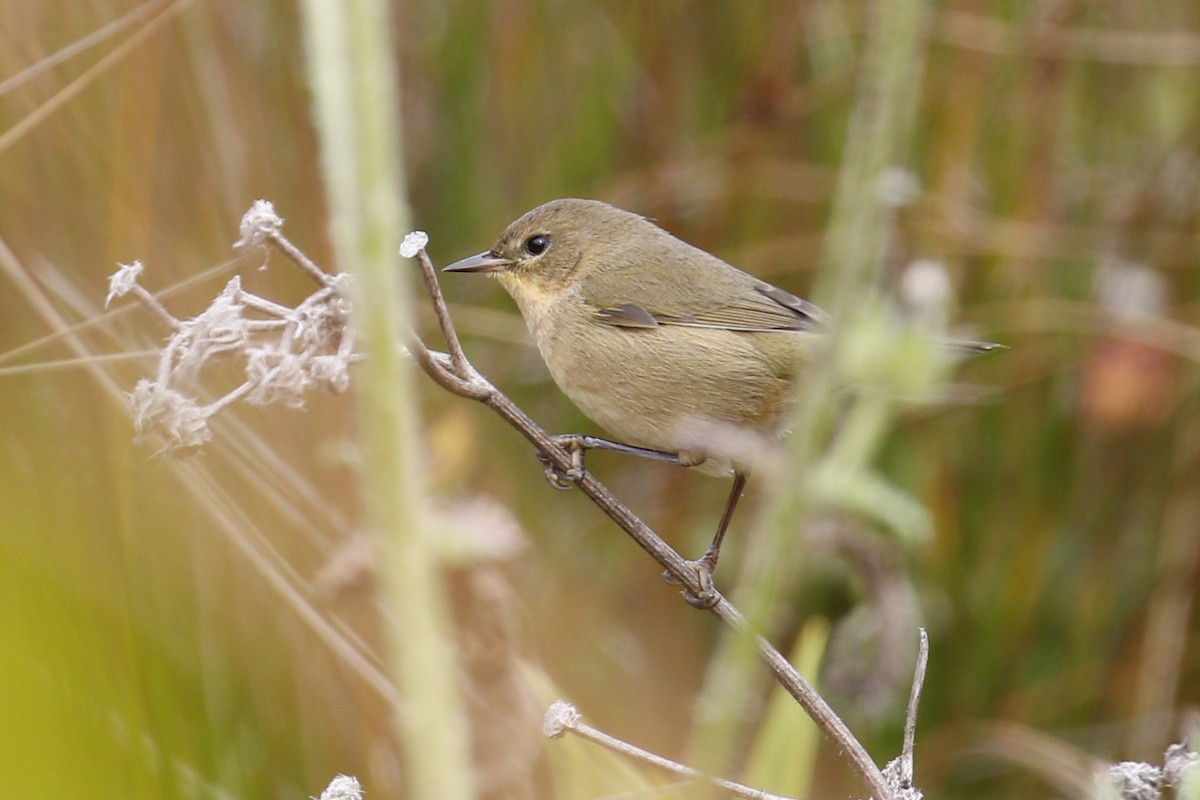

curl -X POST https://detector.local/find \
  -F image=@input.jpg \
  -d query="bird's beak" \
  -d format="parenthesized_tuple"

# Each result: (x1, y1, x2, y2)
(443, 251, 513, 273)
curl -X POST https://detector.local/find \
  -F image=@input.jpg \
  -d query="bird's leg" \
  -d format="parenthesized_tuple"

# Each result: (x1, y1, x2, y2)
(538, 434, 683, 489)
(537, 436, 746, 608)
(666, 472, 747, 609)
(697, 471, 747, 574)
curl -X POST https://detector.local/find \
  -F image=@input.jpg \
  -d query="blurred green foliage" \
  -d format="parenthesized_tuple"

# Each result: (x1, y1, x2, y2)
(0, 1, 1197, 798)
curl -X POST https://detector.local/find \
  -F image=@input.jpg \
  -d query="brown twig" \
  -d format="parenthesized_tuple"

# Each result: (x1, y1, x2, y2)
(415, 250, 472, 376)
(543, 701, 787, 800)
(900, 628, 929, 788)
(266, 230, 340, 288)
(405, 246, 893, 800)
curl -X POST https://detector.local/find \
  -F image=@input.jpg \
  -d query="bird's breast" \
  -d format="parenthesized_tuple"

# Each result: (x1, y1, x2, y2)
(519, 304, 809, 473)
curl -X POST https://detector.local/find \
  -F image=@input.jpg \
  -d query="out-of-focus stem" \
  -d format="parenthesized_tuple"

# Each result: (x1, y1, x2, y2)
(298, 2, 474, 798)
(686, 2, 932, 798)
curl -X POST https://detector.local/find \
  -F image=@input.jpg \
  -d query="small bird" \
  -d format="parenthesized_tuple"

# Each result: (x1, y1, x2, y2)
(445, 198, 991, 594)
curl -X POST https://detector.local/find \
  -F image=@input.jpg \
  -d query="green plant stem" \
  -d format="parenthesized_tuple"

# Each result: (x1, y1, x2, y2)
(298, 2, 474, 798)
(817, 0, 930, 314)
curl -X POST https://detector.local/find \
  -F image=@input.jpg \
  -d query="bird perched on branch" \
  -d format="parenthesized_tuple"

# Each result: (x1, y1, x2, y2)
(446, 198, 995, 601)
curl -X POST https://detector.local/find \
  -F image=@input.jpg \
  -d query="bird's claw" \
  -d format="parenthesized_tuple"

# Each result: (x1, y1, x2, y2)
(662, 555, 721, 609)
(538, 435, 587, 489)
(541, 459, 580, 490)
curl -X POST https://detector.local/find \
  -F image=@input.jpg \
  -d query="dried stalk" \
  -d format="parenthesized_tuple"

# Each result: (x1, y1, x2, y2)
(405, 248, 894, 800)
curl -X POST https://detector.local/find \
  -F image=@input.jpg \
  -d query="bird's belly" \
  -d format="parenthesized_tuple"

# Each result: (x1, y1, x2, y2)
(540, 322, 801, 474)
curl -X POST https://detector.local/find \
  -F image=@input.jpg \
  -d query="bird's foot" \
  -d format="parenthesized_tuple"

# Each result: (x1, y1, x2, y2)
(662, 552, 721, 609)
(538, 434, 587, 489)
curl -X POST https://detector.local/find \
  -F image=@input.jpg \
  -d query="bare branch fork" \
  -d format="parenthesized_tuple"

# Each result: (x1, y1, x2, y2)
(404, 244, 899, 800)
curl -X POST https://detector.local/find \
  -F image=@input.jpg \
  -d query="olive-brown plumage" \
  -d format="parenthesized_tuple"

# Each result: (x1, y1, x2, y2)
(445, 198, 826, 478)
(446, 198, 995, 591)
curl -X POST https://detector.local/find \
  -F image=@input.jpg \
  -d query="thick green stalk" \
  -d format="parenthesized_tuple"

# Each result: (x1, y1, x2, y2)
(816, 0, 930, 314)
(298, 2, 474, 798)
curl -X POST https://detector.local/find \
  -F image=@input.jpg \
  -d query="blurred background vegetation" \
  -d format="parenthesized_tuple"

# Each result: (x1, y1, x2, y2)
(1, 1, 1198, 798)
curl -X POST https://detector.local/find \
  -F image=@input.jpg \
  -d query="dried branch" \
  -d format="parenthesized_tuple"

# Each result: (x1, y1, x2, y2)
(403, 241, 894, 800)
(899, 628, 929, 789)
(543, 701, 788, 800)
(108, 203, 897, 799)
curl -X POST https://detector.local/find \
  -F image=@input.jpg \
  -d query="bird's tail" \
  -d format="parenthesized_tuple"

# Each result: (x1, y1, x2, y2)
(942, 338, 1004, 355)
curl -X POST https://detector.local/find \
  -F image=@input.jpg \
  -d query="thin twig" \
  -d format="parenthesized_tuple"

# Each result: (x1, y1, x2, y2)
(415, 249, 472, 376)
(131, 284, 182, 331)
(267, 230, 340, 288)
(203, 380, 255, 416)
(711, 598, 887, 796)
(900, 628, 929, 788)
(543, 701, 788, 800)
(237, 290, 297, 319)
(403, 245, 894, 800)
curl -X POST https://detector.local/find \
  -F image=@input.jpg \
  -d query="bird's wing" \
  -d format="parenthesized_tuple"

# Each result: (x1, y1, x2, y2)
(583, 252, 828, 333)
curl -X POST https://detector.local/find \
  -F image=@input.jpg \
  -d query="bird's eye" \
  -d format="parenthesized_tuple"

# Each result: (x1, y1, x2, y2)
(524, 235, 549, 256)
